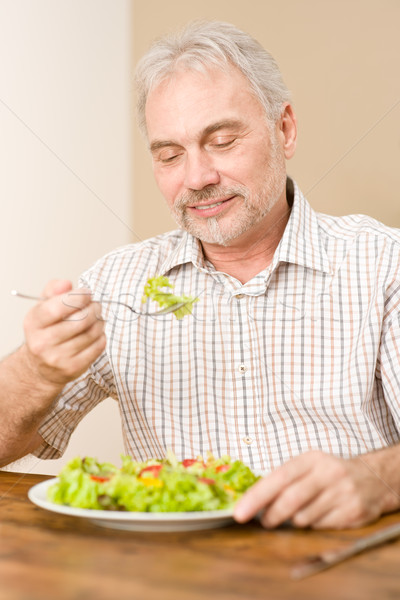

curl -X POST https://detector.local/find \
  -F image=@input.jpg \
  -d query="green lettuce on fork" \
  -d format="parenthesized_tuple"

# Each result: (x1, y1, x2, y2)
(47, 452, 259, 512)
(142, 275, 199, 320)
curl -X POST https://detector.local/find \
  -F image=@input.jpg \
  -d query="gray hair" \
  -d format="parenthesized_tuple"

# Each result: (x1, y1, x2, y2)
(135, 20, 291, 137)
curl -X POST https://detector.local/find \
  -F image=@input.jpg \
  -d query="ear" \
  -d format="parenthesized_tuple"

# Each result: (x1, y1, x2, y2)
(277, 103, 297, 159)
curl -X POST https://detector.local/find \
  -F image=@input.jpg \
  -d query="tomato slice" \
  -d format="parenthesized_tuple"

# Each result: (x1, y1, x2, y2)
(215, 464, 230, 473)
(90, 475, 110, 483)
(182, 458, 206, 468)
(198, 477, 215, 485)
(182, 459, 197, 468)
(138, 464, 163, 477)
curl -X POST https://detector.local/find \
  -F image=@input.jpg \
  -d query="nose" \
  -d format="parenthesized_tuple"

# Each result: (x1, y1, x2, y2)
(183, 150, 220, 190)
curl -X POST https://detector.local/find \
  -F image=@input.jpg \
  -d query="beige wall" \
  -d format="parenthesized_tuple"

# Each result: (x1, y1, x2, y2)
(0, 0, 134, 474)
(133, 0, 400, 241)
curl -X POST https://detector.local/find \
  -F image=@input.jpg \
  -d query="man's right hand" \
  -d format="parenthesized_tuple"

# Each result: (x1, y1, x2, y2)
(22, 279, 106, 390)
(0, 279, 106, 466)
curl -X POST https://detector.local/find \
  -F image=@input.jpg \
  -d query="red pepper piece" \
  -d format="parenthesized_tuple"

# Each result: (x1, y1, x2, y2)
(198, 477, 215, 485)
(138, 464, 163, 477)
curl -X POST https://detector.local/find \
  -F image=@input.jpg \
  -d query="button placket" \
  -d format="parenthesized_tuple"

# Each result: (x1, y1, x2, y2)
(230, 295, 257, 452)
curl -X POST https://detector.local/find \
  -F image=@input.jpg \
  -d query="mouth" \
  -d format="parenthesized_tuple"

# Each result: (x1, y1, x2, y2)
(195, 201, 225, 210)
(187, 196, 236, 217)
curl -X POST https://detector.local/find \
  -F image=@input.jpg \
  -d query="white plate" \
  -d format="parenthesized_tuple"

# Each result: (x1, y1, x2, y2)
(28, 478, 235, 532)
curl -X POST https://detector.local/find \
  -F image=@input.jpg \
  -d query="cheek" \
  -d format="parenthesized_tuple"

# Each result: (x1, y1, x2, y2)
(222, 145, 267, 182)
(153, 168, 182, 208)
(222, 158, 257, 189)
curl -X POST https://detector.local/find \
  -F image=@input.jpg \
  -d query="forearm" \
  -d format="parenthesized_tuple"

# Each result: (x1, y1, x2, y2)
(0, 345, 63, 466)
(354, 444, 400, 516)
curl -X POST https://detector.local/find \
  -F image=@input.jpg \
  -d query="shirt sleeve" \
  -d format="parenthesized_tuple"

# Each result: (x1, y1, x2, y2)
(32, 350, 117, 460)
(376, 279, 400, 436)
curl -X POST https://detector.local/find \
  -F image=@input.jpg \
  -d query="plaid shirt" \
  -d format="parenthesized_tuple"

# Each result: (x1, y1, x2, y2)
(35, 180, 400, 472)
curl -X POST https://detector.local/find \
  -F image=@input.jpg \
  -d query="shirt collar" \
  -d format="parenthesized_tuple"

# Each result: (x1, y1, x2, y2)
(271, 179, 331, 275)
(158, 230, 205, 275)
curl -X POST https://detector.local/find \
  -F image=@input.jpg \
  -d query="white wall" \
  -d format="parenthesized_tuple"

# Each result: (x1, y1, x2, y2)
(0, 0, 134, 474)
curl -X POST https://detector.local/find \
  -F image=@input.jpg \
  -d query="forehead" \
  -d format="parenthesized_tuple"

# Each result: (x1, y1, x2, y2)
(145, 64, 265, 143)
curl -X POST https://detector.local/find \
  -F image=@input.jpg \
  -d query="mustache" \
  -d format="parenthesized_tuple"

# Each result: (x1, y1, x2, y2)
(175, 185, 248, 210)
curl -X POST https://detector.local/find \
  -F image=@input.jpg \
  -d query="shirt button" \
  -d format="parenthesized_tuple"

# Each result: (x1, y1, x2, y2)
(243, 436, 253, 445)
(235, 294, 244, 300)
(238, 364, 247, 374)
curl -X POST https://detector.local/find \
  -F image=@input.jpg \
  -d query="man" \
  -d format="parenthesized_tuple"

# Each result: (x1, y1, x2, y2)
(1, 20, 400, 529)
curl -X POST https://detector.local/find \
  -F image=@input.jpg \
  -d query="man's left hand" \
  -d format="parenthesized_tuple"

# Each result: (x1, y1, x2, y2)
(234, 449, 400, 529)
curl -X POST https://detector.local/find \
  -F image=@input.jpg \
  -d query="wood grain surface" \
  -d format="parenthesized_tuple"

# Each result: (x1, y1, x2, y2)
(1, 471, 400, 600)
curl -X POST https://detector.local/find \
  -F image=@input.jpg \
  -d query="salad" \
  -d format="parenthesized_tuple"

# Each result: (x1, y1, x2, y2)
(142, 275, 199, 320)
(47, 452, 259, 513)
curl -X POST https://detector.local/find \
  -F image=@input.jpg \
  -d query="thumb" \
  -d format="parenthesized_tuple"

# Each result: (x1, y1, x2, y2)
(42, 279, 73, 298)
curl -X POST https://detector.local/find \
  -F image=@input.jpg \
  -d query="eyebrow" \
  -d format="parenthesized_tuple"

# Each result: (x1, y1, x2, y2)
(202, 119, 244, 136)
(149, 119, 244, 153)
(149, 140, 178, 153)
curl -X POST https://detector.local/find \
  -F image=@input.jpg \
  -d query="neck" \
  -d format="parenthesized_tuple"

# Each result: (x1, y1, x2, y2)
(201, 196, 291, 284)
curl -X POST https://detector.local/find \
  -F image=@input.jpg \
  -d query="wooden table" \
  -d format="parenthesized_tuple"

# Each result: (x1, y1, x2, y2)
(1, 471, 400, 600)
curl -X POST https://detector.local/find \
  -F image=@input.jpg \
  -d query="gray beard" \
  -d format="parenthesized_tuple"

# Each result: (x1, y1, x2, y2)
(171, 137, 287, 246)
(172, 175, 286, 246)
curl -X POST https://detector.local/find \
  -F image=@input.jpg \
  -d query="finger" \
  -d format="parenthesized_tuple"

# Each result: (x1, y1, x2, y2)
(297, 488, 380, 530)
(234, 458, 312, 523)
(42, 279, 73, 298)
(42, 332, 107, 384)
(63, 332, 107, 379)
(308, 505, 362, 530)
(45, 301, 103, 344)
(259, 474, 325, 528)
(263, 454, 362, 528)
(27, 301, 103, 355)
(288, 460, 385, 529)
(288, 476, 354, 528)
(28, 289, 94, 328)
(52, 318, 106, 360)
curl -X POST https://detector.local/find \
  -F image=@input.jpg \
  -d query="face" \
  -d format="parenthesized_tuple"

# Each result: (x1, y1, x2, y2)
(145, 64, 293, 247)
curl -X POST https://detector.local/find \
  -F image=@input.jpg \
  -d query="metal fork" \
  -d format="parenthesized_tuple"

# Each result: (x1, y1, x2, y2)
(11, 290, 186, 316)
(290, 521, 400, 579)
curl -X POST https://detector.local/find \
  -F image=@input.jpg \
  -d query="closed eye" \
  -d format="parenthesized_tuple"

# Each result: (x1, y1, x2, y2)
(209, 137, 237, 149)
(160, 154, 180, 163)
(214, 139, 235, 148)
(155, 150, 183, 164)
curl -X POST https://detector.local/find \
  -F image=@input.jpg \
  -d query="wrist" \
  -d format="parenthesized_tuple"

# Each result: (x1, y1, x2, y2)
(13, 345, 65, 400)
(359, 448, 400, 515)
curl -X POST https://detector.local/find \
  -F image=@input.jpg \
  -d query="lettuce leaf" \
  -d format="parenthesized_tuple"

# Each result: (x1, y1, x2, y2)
(142, 275, 199, 320)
